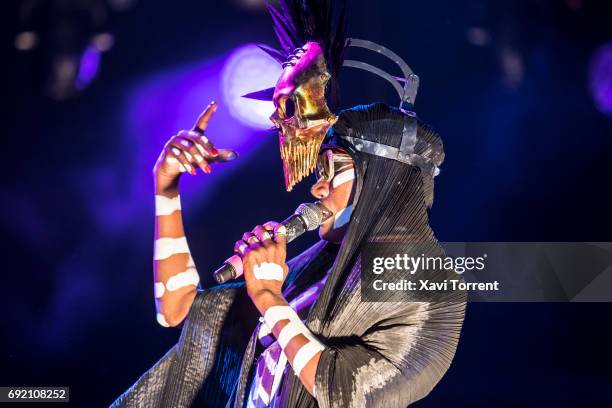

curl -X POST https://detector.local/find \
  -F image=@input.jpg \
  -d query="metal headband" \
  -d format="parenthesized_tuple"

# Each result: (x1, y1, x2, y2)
(342, 38, 420, 109)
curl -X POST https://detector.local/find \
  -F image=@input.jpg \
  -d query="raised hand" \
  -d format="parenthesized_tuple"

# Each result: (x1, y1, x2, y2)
(153, 101, 238, 192)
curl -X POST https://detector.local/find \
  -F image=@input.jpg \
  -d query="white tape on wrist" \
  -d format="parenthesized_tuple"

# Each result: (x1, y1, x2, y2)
(332, 168, 355, 188)
(156, 313, 170, 327)
(166, 268, 200, 291)
(263, 305, 300, 329)
(253, 262, 284, 281)
(277, 320, 304, 349)
(155, 195, 182, 216)
(154, 282, 165, 298)
(154, 236, 190, 260)
(292, 340, 325, 376)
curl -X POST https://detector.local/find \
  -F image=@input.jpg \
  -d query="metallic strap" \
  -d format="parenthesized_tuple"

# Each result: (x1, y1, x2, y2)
(340, 114, 437, 176)
(343, 38, 420, 107)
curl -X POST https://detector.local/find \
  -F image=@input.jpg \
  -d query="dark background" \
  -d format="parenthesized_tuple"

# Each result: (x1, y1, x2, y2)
(2, 0, 612, 406)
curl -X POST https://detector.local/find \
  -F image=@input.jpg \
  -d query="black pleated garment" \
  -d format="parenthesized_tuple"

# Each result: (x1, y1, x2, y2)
(111, 104, 466, 408)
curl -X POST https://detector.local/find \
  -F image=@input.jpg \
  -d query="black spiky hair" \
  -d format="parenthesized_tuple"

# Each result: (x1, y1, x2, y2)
(263, 0, 348, 107)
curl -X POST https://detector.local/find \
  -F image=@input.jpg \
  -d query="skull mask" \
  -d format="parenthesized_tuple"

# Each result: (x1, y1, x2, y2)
(270, 41, 338, 191)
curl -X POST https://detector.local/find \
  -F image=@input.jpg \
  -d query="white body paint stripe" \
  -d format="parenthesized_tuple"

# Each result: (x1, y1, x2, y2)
(333, 204, 353, 229)
(166, 268, 200, 291)
(258, 322, 271, 339)
(156, 313, 170, 327)
(292, 340, 325, 376)
(154, 282, 165, 298)
(257, 383, 270, 405)
(154, 237, 190, 260)
(186, 255, 196, 268)
(155, 195, 182, 216)
(253, 262, 284, 281)
(263, 305, 300, 329)
(263, 348, 278, 372)
(270, 351, 287, 399)
(277, 320, 303, 349)
(332, 168, 355, 188)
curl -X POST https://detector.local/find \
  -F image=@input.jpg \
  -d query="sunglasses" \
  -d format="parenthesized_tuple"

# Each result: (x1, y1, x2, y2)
(315, 149, 354, 182)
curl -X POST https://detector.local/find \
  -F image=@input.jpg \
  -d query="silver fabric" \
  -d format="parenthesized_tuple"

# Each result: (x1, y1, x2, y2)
(340, 114, 438, 178)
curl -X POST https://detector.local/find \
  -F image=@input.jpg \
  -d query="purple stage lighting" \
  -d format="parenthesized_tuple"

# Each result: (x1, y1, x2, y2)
(76, 45, 101, 91)
(221, 44, 281, 129)
(589, 43, 612, 118)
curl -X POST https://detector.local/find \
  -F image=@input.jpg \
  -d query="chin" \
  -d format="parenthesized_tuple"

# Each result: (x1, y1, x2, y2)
(319, 224, 346, 244)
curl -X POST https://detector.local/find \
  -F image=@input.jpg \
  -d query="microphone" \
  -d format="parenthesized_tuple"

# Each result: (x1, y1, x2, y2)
(213, 201, 333, 284)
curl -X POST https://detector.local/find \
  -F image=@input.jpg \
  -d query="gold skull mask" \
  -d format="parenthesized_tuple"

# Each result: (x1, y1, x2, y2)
(269, 41, 338, 191)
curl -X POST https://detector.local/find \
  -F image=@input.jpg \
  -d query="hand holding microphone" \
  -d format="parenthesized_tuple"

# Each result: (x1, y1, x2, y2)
(213, 202, 333, 284)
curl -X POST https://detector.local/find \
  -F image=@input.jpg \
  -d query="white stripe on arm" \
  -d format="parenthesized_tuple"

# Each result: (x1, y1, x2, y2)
(153, 194, 199, 327)
(263, 306, 326, 376)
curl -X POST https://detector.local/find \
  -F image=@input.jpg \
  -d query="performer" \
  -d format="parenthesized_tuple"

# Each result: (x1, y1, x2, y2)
(112, 1, 465, 407)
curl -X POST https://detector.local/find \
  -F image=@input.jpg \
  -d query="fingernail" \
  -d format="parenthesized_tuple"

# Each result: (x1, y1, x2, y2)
(178, 164, 186, 173)
(200, 135, 209, 144)
(211, 148, 219, 156)
(194, 154, 204, 163)
(180, 140, 191, 147)
(184, 151, 193, 161)
(210, 100, 216, 106)
(185, 163, 193, 172)
(227, 151, 237, 161)
(172, 147, 181, 156)
(204, 164, 212, 173)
